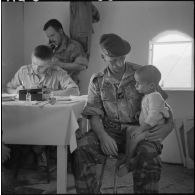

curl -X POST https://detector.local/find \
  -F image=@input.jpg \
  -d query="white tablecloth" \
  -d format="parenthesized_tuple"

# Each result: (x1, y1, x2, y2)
(2, 97, 87, 153)
(2, 96, 87, 193)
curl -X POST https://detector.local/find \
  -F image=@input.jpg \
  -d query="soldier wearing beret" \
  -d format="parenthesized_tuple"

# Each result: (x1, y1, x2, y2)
(72, 33, 174, 193)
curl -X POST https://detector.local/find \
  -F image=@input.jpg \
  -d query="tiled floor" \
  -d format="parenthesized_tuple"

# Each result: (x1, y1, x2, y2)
(2, 155, 194, 194)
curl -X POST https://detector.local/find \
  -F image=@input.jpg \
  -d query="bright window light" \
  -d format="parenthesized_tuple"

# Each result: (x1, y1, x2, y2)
(149, 31, 194, 90)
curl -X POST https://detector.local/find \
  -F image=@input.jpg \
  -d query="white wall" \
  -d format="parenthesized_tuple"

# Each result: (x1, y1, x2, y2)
(1, 3, 24, 89)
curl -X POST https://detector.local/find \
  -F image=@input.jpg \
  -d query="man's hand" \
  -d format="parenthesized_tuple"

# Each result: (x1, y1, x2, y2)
(17, 85, 24, 90)
(90, 115, 118, 156)
(99, 132, 118, 156)
(45, 65, 61, 75)
(16, 85, 24, 92)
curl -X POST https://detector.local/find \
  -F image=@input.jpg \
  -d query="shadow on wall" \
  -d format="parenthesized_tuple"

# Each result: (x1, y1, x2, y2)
(2, 62, 10, 91)
(1, 60, 19, 91)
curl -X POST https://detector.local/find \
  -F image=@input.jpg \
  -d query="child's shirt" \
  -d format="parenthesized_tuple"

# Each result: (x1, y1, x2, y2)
(139, 91, 170, 127)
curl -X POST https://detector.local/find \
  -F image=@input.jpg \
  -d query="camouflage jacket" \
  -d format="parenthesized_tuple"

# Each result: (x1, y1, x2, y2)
(82, 62, 168, 130)
(82, 62, 144, 128)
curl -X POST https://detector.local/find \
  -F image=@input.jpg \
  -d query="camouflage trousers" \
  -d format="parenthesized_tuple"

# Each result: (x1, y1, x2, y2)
(72, 127, 162, 194)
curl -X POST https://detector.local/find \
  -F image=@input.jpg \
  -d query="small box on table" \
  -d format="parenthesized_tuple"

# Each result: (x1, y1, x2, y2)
(19, 88, 50, 101)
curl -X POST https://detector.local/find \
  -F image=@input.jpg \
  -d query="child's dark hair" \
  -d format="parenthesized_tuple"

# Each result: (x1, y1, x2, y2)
(33, 45, 53, 60)
(135, 65, 161, 85)
(43, 19, 63, 31)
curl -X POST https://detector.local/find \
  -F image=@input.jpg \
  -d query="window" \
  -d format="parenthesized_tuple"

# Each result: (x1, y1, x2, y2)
(149, 31, 194, 90)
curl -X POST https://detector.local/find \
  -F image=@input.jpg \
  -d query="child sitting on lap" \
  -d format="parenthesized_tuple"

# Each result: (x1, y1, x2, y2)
(117, 65, 171, 177)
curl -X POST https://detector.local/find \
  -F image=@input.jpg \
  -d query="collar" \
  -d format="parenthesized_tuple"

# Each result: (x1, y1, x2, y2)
(27, 64, 51, 77)
(102, 62, 134, 78)
(27, 64, 35, 75)
(101, 62, 141, 88)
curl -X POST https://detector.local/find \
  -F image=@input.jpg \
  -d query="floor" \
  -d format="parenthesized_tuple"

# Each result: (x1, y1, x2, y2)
(2, 153, 194, 194)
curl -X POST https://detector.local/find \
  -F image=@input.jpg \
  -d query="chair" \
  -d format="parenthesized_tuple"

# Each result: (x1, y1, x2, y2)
(98, 155, 131, 194)
(174, 117, 194, 169)
(78, 118, 131, 193)
(12, 145, 51, 184)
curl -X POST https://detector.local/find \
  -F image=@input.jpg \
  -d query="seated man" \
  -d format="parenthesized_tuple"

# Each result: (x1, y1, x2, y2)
(6, 45, 80, 167)
(72, 34, 173, 194)
(7, 45, 80, 96)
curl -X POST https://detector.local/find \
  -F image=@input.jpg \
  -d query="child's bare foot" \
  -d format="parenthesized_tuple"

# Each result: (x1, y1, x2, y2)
(117, 155, 140, 177)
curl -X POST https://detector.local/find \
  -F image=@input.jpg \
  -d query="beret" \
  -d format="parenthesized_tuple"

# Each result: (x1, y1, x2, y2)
(100, 33, 131, 57)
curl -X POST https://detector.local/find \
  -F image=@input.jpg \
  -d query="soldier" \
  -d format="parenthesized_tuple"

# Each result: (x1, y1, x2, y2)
(72, 33, 174, 193)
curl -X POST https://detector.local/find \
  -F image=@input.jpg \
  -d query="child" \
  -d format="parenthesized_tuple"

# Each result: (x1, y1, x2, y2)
(117, 65, 171, 177)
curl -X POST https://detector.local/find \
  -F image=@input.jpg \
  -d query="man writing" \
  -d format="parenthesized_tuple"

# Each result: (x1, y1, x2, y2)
(6, 44, 80, 167)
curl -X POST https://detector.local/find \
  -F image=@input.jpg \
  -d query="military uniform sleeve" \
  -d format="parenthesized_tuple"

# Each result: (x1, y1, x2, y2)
(57, 69, 79, 91)
(6, 67, 23, 89)
(70, 41, 88, 68)
(82, 73, 104, 119)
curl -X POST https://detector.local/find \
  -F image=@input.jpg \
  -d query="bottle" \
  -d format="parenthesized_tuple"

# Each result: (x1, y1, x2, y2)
(26, 91, 31, 101)
(49, 91, 54, 99)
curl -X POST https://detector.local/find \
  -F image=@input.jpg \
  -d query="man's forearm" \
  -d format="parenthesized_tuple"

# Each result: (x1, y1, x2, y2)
(90, 115, 107, 140)
(6, 88, 18, 94)
(54, 60, 86, 72)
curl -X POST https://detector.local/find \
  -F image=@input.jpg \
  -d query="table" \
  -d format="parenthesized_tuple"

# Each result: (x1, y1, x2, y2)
(2, 96, 87, 194)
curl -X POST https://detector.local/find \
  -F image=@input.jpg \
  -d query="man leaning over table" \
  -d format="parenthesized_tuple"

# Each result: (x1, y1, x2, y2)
(6, 44, 80, 168)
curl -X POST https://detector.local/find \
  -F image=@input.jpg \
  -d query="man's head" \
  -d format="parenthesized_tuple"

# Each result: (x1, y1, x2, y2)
(99, 33, 131, 72)
(43, 19, 64, 48)
(31, 45, 53, 74)
(134, 65, 161, 94)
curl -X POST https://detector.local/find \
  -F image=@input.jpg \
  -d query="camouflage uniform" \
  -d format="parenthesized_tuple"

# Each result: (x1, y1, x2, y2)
(72, 62, 164, 193)
(52, 36, 88, 84)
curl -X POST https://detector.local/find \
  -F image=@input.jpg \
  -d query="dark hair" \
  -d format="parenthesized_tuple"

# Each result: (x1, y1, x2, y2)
(135, 65, 161, 85)
(33, 45, 53, 60)
(43, 19, 63, 31)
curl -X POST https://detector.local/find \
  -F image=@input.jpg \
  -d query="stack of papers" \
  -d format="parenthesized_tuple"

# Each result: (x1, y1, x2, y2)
(2, 93, 18, 101)
(54, 95, 88, 102)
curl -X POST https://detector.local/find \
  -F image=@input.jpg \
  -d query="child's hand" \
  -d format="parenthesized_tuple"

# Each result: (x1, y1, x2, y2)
(131, 129, 143, 138)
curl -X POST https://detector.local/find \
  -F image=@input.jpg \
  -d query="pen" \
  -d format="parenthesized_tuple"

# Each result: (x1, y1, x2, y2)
(21, 80, 25, 89)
